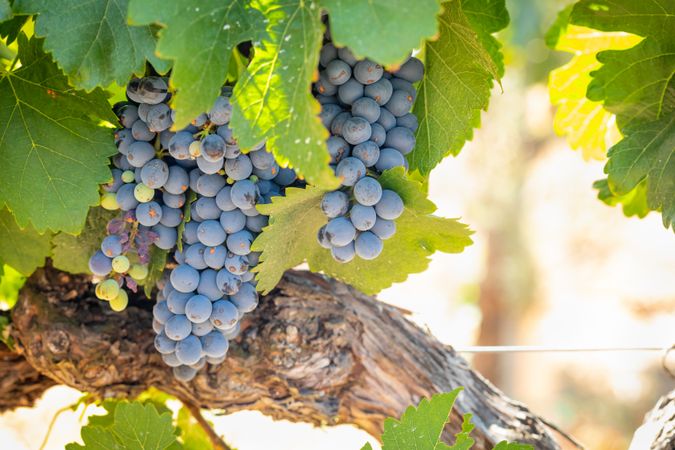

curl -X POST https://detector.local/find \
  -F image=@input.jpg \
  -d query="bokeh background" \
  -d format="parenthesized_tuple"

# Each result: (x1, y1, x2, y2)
(1, 1, 673, 449)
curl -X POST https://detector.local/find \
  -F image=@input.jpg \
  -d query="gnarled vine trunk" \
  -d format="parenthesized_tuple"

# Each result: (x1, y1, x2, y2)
(2, 266, 573, 449)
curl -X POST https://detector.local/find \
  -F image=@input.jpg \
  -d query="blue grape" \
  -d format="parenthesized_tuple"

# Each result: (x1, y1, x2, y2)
(175, 335, 203, 365)
(231, 282, 258, 313)
(200, 134, 226, 162)
(225, 253, 249, 275)
(137, 102, 151, 121)
(129, 76, 168, 104)
(371, 217, 396, 240)
(153, 300, 173, 324)
(219, 209, 246, 233)
(206, 354, 227, 365)
(164, 166, 189, 195)
(249, 149, 276, 170)
(195, 197, 221, 220)
(221, 322, 241, 340)
(342, 117, 372, 145)
(101, 235, 122, 257)
(204, 245, 227, 270)
(325, 217, 356, 246)
(241, 271, 255, 283)
(215, 186, 237, 211)
(154, 331, 176, 354)
(140, 159, 169, 189)
(192, 320, 214, 337)
(114, 128, 134, 155)
(152, 224, 178, 249)
(89, 250, 112, 276)
(196, 155, 223, 175)
(331, 242, 355, 263)
(165, 314, 192, 341)
(160, 206, 183, 227)
(184, 243, 208, 270)
(216, 125, 236, 144)
(350, 204, 377, 231)
(375, 189, 404, 220)
(103, 169, 124, 193)
(126, 141, 155, 168)
(170, 264, 201, 293)
(317, 225, 331, 249)
(230, 180, 259, 210)
(320, 42, 337, 66)
(168, 131, 194, 160)
(395, 57, 424, 83)
(325, 59, 352, 85)
(240, 206, 259, 217)
(336, 157, 366, 186)
(330, 111, 352, 135)
(375, 148, 406, 172)
(136, 201, 162, 226)
(131, 119, 155, 141)
(376, 108, 396, 131)
(354, 59, 383, 85)
(167, 290, 191, 314)
(113, 153, 133, 171)
(185, 294, 213, 323)
(364, 78, 393, 105)
(274, 167, 296, 186)
(385, 90, 414, 117)
(352, 97, 381, 123)
(116, 103, 139, 128)
(246, 214, 268, 233)
(397, 113, 418, 132)
(337, 78, 364, 105)
(208, 96, 232, 125)
(315, 71, 338, 96)
(355, 231, 383, 260)
(337, 47, 358, 66)
(226, 230, 253, 256)
(160, 129, 174, 149)
(216, 269, 242, 295)
(320, 103, 344, 129)
(369, 123, 387, 146)
(321, 190, 349, 218)
(173, 365, 197, 382)
(389, 78, 416, 101)
(210, 300, 239, 330)
(146, 103, 172, 132)
(191, 113, 208, 127)
(326, 136, 350, 164)
(354, 176, 383, 206)
(384, 127, 415, 155)
(152, 319, 164, 334)
(197, 269, 223, 301)
(162, 352, 183, 368)
(197, 220, 226, 246)
(225, 154, 253, 181)
(182, 221, 199, 245)
(352, 141, 380, 167)
(201, 331, 229, 358)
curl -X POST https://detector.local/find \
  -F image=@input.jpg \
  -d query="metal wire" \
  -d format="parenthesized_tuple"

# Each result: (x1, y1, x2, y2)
(453, 345, 669, 353)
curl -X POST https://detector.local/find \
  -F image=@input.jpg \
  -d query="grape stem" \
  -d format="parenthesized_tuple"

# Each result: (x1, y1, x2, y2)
(181, 399, 233, 450)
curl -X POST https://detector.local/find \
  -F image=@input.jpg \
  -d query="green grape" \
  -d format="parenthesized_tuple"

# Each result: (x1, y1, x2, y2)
(100, 192, 119, 210)
(96, 279, 120, 301)
(121, 170, 135, 183)
(128, 264, 149, 280)
(134, 183, 155, 203)
(189, 140, 202, 158)
(110, 289, 129, 312)
(112, 255, 130, 273)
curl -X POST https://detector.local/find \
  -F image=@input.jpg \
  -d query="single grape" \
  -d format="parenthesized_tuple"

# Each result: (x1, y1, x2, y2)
(369, 123, 387, 146)
(384, 127, 415, 155)
(201, 331, 229, 358)
(320, 42, 338, 67)
(168, 131, 194, 160)
(376, 108, 397, 131)
(336, 157, 366, 186)
(128, 264, 149, 280)
(165, 314, 192, 341)
(131, 119, 156, 141)
(136, 201, 162, 226)
(89, 251, 112, 276)
(342, 117, 372, 145)
(326, 136, 350, 164)
(355, 231, 383, 260)
(320, 103, 344, 129)
(325, 217, 356, 246)
(330, 111, 352, 135)
(126, 141, 155, 168)
(96, 278, 120, 300)
(185, 294, 213, 324)
(226, 230, 253, 256)
(248, 149, 275, 172)
(152, 224, 178, 250)
(396, 113, 419, 132)
(375, 148, 406, 172)
(173, 365, 198, 382)
(121, 170, 136, 183)
(395, 57, 424, 83)
(389, 78, 416, 101)
(352, 97, 381, 123)
(317, 225, 331, 249)
(230, 282, 258, 313)
(194, 197, 221, 220)
(167, 290, 191, 314)
(385, 90, 414, 117)
(325, 59, 352, 85)
(375, 189, 404, 220)
(140, 159, 169, 189)
(354, 176, 383, 206)
(246, 214, 268, 233)
(197, 269, 223, 301)
(215, 186, 237, 211)
(192, 320, 214, 337)
(100, 192, 119, 210)
(337, 47, 358, 66)
(371, 217, 396, 240)
(221, 322, 241, 340)
(134, 183, 155, 203)
(219, 209, 246, 233)
(200, 134, 226, 162)
(352, 141, 380, 167)
(364, 78, 393, 105)
(350, 204, 377, 231)
(101, 235, 123, 257)
(160, 206, 183, 227)
(146, 103, 172, 132)
(225, 154, 253, 181)
(230, 179, 259, 210)
(353, 59, 383, 85)
(110, 289, 129, 312)
(197, 220, 226, 246)
(131, 76, 168, 104)
(170, 264, 200, 293)
(216, 125, 236, 144)
(112, 255, 130, 273)
(163, 192, 186, 210)
(160, 130, 175, 149)
(210, 299, 239, 330)
(153, 319, 164, 334)
(162, 352, 183, 368)
(116, 103, 139, 128)
(103, 169, 124, 193)
(182, 221, 199, 245)
(204, 245, 227, 270)
(175, 335, 203, 365)
(331, 242, 356, 263)
(153, 300, 173, 324)
(216, 269, 242, 295)
(154, 331, 176, 354)
(137, 103, 151, 122)
(225, 253, 249, 275)
(208, 96, 232, 125)
(315, 71, 338, 96)
(337, 78, 364, 105)
(321, 191, 349, 218)
(196, 155, 223, 175)
(184, 243, 208, 270)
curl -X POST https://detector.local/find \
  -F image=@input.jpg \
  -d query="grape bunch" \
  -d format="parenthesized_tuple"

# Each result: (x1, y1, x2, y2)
(313, 30, 423, 263)
(89, 76, 298, 381)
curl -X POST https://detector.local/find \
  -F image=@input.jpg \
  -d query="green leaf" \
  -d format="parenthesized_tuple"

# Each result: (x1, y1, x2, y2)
(360, 444, 374, 450)
(321, 0, 441, 66)
(0, 0, 11, 22)
(14, 0, 168, 90)
(128, 0, 264, 129)
(0, 208, 51, 276)
(52, 207, 117, 274)
(604, 113, 675, 229)
(253, 168, 472, 295)
(230, 0, 338, 189)
(381, 389, 462, 450)
(0, 35, 117, 233)
(67, 401, 179, 450)
(587, 37, 675, 127)
(176, 407, 213, 450)
(0, 264, 26, 311)
(438, 414, 475, 450)
(409, 0, 499, 175)
(594, 178, 650, 218)
(461, 0, 510, 77)
(570, 0, 675, 40)
(492, 442, 534, 450)
(144, 246, 168, 297)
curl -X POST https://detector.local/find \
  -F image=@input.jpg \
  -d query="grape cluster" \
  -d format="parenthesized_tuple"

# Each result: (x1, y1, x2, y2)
(89, 77, 298, 381)
(313, 31, 423, 263)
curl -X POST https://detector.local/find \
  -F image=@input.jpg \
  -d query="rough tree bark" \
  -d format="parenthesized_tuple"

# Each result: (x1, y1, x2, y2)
(629, 389, 675, 450)
(2, 266, 572, 449)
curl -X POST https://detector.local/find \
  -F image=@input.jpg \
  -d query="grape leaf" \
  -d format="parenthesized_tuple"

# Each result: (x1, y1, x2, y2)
(66, 401, 178, 450)
(461, 0, 510, 77)
(321, 0, 441, 66)
(0, 35, 117, 233)
(0, 264, 26, 311)
(548, 22, 640, 160)
(230, 0, 338, 189)
(253, 168, 473, 295)
(143, 246, 168, 297)
(381, 389, 463, 450)
(51, 207, 116, 274)
(604, 114, 675, 229)
(176, 407, 213, 450)
(0, 208, 51, 276)
(128, 0, 265, 129)
(409, 0, 500, 176)
(0, 0, 10, 22)
(13, 0, 168, 90)
(594, 178, 650, 218)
